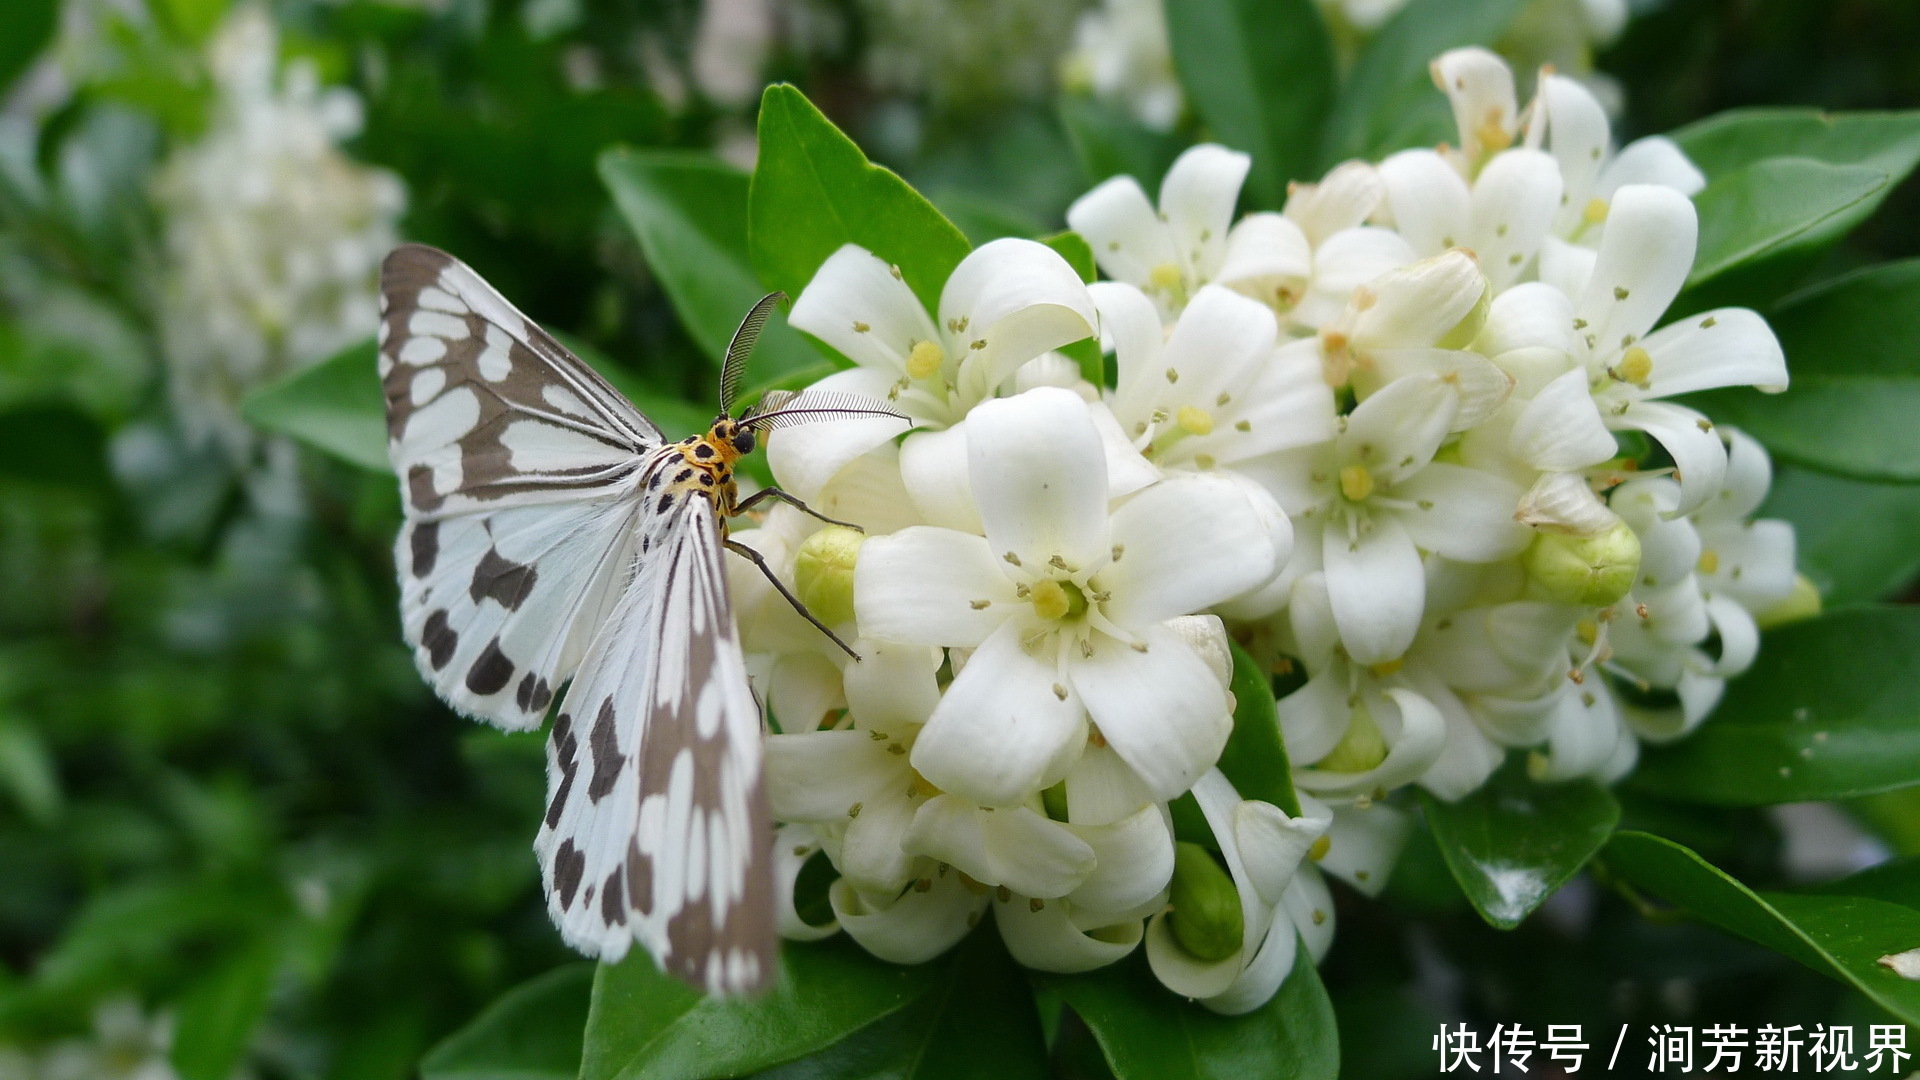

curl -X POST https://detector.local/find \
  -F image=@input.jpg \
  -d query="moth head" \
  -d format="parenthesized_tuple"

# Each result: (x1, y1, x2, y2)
(707, 417, 757, 459)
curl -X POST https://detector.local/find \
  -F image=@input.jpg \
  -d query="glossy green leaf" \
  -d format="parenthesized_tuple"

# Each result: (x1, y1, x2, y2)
(1218, 639, 1300, 817)
(1319, 0, 1526, 167)
(578, 939, 938, 1080)
(1164, 0, 1336, 208)
(1057, 97, 1186, 188)
(240, 340, 388, 472)
(599, 149, 827, 393)
(756, 930, 1047, 1080)
(171, 939, 280, 1080)
(1632, 607, 1920, 805)
(1602, 830, 1920, 1025)
(750, 84, 972, 318)
(420, 964, 594, 1080)
(0, 715, 61, 825)
(1046, 943, 1338, 1080)
(1693, 260, 1920, 482)
(1809, 857, 1920, 911)
(0, 0, 59, 91)
(1761, 466, 1920, 604)
(1686, 159, 1887, 287)
(1421, 758, 1620, 929)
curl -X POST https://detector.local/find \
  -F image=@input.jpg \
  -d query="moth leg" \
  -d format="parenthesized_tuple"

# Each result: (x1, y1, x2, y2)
(733, 486, 863, 533)
(724, 538, 861, 661)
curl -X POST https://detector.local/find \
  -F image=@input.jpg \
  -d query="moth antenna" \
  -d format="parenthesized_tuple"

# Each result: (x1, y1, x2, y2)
(720, 292, 788, 417)
(744, 390, 908, 431)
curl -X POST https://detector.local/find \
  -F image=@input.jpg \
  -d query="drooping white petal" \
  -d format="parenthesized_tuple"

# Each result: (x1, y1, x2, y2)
(788, 243, 939, 373)
(831, 876, 981, 964)
(904, 795, 1097, 898)
(1391, 464, 1529, 562)
(1598, 136, 1707, 200)
(1088, 402, 1162, 497)
(1309, 797, 1411, 898)
(1418, 685, 1506, 801)
(1612, 476, 1697, 585)
(1701, 518, 1796, 610)
(1065, 803, 1177, 915)
(994, 893, 1143, 973)
(1431, 47, 1518, 161)
(898, 423, 983, 533)
(1068, 175, 1177, 288)
(911, 618, 1088, 806)
(1201, 918, 1298, 1016)
(844, 639, 943, 728)
(1471, 149, 1565, 288)
(1340, 372, 1459, 486)
(943, 239, 1099, 400)
(838, 781, 923, 892)
(1511, 367, 1618, 471)
(1234, 800, 1329, 904)
(1618, 400, 1729, 515)
(1323, 513, 1427, 665)
(1639, 307, 1788, 397)
(1102, 474, 1277, 628)
(1535, 682, 1626, 782)
(1072, 625, 1232, 801)
(1064, 743, 1161, 826)
(1575, 185, 1698, 356)
(1699, 593, 1760, 678)
(766, 366, 915, 501)
(1143, 910, 1242, 1002)
(1283, 868, 1336, 961)
(1158, 144, 1251, 281)
(1092, 280, 1168, 413)
(769, 652, 844, 734)
(1152, 285, 1279, 416)
(1699, 427, 1774, 524)
(1539, 73, 1612, 221)
(854, 526, 1017, 647)
(1378, 149, 1471, 258)
(774, 825, 839, 941)
(969, 388, 1111, 570)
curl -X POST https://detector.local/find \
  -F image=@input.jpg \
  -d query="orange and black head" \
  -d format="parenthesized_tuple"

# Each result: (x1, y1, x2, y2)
(705, 416, 757, 463)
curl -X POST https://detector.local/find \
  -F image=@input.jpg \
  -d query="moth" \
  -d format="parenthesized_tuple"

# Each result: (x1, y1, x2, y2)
(378, 244, 898, 994)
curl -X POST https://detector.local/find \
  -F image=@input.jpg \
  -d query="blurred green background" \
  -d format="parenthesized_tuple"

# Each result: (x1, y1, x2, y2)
(0, 0, 1916, 1077)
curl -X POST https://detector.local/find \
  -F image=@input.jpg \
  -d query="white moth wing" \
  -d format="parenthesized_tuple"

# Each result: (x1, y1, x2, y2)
(535, 492, 775, 995)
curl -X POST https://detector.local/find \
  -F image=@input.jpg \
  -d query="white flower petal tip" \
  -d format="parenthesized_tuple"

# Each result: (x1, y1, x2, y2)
(942, 239, 1099, 397)
(1430, 47, 1518, 160)
(904, 794, 1097, 899)
(1517, 471, 1619, 536)
(1878, 947, 1920, 981)
(1310, 799, 1410, 899)
(830, 876, 983, 965)
(774, 826, 840, 942)
(1234, 802, 1329, 904)
(995, 893, 1144, 974)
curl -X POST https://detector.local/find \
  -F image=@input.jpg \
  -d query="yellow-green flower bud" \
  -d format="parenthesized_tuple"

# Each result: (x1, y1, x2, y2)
(1755, 573, 1822, 630)
(1523, 520, 1642, 607)
(1169, 842, 1243, 962)
(1435, 276, 1492, 351)
(794, 526, 864, 629)
(1318, 697, 1388, 774)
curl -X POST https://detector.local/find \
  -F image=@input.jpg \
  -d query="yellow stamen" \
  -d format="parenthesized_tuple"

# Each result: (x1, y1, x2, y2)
(1618, 344, 1653, 386)
(1148, 262, 1184, 291)
(1339, 464, 1375, 502)
(1576, 618, 1600, 646)
(1583, 197, 1610, 225)
(1308, 835, 1332, 862)
(1027, 578, 1087, 621)
(1698, 550, 1720, 575)
(1476, 113, 1513, 154)
(1367, 657, 1404, 678)
(906, 340, 945, 380)
(1176, 405, 1214, 436)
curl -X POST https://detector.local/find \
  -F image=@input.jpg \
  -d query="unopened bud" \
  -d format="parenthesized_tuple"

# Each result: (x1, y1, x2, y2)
(794, 526, 865, 628)
(1318, 698, 1388, 774)
(1169, 842, 1243, 962)
(1435, 276, 1492, 351)
(1523, 520, 1641, 607)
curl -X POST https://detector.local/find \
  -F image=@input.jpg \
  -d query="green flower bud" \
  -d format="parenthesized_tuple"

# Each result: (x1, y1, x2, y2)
(793, 526, 864, 629)
(1169, 841, 1243, 962)
(1435, 275, 1492, 351)
(1523, 520, 1642, 607)
(1317, 697, 1388, 774)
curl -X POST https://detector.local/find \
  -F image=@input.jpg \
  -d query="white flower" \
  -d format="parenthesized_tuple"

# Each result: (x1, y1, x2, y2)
(38, 998, 177, 1080)
(854, 387, 1277, 807)
(1377, 146, 1564, 290)
(1067, 144, 1256, 319)
(1061, 0, 1183, 132)
(773, 239, 1097, 501)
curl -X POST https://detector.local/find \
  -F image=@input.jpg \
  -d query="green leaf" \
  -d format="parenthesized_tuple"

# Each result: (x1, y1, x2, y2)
(1319, 0, 1526, 167)
(1761, 466, 1920, 603)
(1686, 159, 1887, 287)
(1632, 607, 1920, 805)
(420, 964, 594, 1080)
(578, 939, 938, 1080)
(1218, 639, 1299, 817)
(0, 0, 59, 92)
(599, 149, 827, 394)
(154, 0, 233, 44)
(749, 84, 972, 318)
(1691, 259, 1920, 482)
(1039, 231, 1106, 387)
(1164, 0, 1336, 208)
(1056, 97, 1186, 189)
(171, 938, 280, 1080)
(1809, 857, 1920, 911)
(0, 715, 61, 825)
(1420, 758, 1619, 930)
(1601, 830, 1920, 1025)
(1045, 944, 1338, 1080)
(756, 930, 1047, 1080)
(240, 340, 388, 472)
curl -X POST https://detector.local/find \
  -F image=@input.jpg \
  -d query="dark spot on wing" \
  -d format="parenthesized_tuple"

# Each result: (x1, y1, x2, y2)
(466, 639, 514, 695)
(674, 467, 694, 483)
(554, 839, 586, 910)
(407, 465, 445, 512)
(657, 493, 675, 514)
(694, 443, 714, 459)
(411, 521, 440, 577)
(626, 840, 654, 917)
(422, 610, 457, 670)
(470, 547, 539, 609)
(601, 868, 627, 926)
(698, 473, 714, 486)
(546, 711, 578, 828)
(588, 699, 626, 801)
(517, 672, 552, 713)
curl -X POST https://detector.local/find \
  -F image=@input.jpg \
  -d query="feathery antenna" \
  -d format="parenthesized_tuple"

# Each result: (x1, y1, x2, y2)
(720, 292, 787, 416)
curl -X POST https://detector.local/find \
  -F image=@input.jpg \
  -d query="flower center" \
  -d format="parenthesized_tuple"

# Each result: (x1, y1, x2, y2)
(1339, 464, 1376, 503)
(1615, 345, 1653, 387)
(1148, 262, 1184, 292)
(1175, 405, 1213, 436)
(906, 339, 945, 380)
(1583, 197, 1610, 226)
(1028, 577, 1089, 622)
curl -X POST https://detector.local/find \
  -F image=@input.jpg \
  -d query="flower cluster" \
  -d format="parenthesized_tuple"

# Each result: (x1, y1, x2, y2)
(740, 46, 1805, 1012)
(154, 6, 404, 459)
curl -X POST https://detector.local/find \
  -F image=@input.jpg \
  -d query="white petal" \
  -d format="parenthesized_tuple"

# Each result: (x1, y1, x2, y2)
(1311, 798, 1410, 898)
(1348, 250, 1487, 350)
(1539, 236, 1599, 300)
(995, 894, 1142, 973)
(1362, 348, 1513, 431)
(1163, 613, 1234, 689)
(1478, 281, 1577, 358)
(774, 825, 839, 941)
(831, 875, 981, 964)
(1471, 149, 1564, 289)
(1699, 427, 1773, 523)
(1535, 682, 1626, 782)
(943, 239, 1098, 400)
(1065, 803, 1177, 915)
(1283, 868, 1336, 961)
(1295, 686, 1449, 796)
(1102, 474, 1277, 628)
(969, 388, 1110, 570)
(814, 440, 924, 535)
(844, 639, 943, 728)
(1598, 136, 1707, 200)
(904, 795, 1097, 898)
(769, 652, 845, 734)
(1540, 73, 1612, 221)
(1700, 593, 1759, 678)
(1378, 149, 1472, 258)
(1612, 476, 1698, 583)
(788, 243, 939, 374)
(898, 424, 983, 533)
(1072, 625, 1232, 801)
(911, 619, 1087, 806)
(1340, 372, 1458, 486)
(1159, 144, 1251, 281)
(1391, 464, 1529, 562)
(1065, 743, 1161, 826)
(1144, 910, 1244, 1001)
(1701, 518, 1796, 610)
(1512, 367, 1617, 471)
(1068, 175, 1176, 289)
(1294, 227, 1418, 329)
(838, 782, 923, 892)
(1431, 47, 1518, 160)
(766, 367, 915, 501)
(1093, 280, 1168, 414)
(765, 729, 903, 822)
(1155, 285, 1279, 416)
(1218, 213, 1312, 303)
(1284, 160, 1384, 245)
(1089, 401, 1163, 497)
(1619, 400, 1729, 516)
(854, 526, 1016, 647)
(1418, 685, 1506, 801)
(1235, 800, 1329, 904)
(1323, 512, 1426, 665)
(1221, 338, 1340, 459)
(1516, 470, 1619, 535)
(1201, 919, 1297, 1016)
(1277, 664, 1353, 766)
(1575, 185, 1698, 355)
(1639, 307, 1788, 397)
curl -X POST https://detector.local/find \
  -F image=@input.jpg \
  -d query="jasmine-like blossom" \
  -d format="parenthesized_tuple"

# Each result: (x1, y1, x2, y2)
(1060, 0, 1183, 132)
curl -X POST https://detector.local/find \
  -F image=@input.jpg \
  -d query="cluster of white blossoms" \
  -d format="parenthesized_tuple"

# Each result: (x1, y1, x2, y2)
(155, 6, 404, 458)
(738, 46, 1807, 1012)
